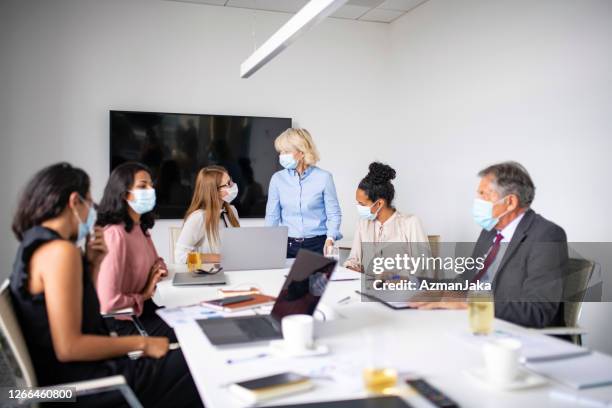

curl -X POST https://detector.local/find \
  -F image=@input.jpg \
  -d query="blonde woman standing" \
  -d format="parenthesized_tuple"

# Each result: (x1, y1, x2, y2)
(174, 165, 240, 264)
(265, 128, 342, 257)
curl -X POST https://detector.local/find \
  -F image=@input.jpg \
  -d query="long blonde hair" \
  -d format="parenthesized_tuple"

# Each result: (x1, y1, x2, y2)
(184, 165, 240, 250)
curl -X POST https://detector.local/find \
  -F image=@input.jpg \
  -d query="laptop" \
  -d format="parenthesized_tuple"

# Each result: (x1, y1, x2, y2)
(220, 226, 288, 271)
(197, 249, 336, 346)
(172, 270, 227, 286)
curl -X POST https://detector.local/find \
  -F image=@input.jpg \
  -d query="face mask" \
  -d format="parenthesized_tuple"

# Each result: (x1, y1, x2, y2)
(279, 153, 298, 170)
(128, 188, 156, 214)
(472, 196, 509, 231)
(356, 201, 381, 221)
(75, 198, 97, 244)
(221, 183, 239, 203)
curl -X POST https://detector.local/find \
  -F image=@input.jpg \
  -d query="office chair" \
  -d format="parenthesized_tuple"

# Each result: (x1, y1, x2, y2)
(530, 258, 600, 345)
(0, 280, 143, 407)
(168, 226, 183, 264)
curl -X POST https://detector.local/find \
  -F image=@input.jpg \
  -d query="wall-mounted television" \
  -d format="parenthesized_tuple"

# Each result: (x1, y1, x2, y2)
(110, 110, 291, 219)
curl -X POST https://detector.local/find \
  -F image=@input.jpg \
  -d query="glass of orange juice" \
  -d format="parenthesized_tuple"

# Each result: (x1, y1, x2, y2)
(187, 251, 202, 272)
(468, 291, 494, 335)
(362, 330, 397, 394)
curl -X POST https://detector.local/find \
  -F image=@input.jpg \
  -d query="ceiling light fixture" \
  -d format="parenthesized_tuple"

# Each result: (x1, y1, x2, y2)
(240, 0, 349, 78)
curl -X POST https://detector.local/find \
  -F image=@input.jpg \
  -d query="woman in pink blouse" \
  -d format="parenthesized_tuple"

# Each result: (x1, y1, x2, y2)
(96, 162, 173, 339)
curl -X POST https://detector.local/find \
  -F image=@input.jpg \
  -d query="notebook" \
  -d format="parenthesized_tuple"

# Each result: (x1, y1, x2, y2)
(228, 372, 313, 404)
(267, 396, 413, 408)
(355, 290, 415, 310)
(526, 351, 612, 389)
(201, 294, 276, 312)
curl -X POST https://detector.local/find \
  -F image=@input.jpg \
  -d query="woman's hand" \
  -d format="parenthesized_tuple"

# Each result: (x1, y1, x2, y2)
(324, 238, 334, 256)
(153, 258, 168, 278)
(201, 253, 220, 264)
(86, 226, 108, 270)
(143, 336, 169, 359)
(141, 266, 164, 300)
(345, 263, 363, 273)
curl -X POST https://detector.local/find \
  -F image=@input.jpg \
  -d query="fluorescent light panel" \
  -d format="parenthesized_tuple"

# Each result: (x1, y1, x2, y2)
(240, 0, 349, 78)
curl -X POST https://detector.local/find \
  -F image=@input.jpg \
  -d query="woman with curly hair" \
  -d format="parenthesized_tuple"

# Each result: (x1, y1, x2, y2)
(344, 162, 430, 273)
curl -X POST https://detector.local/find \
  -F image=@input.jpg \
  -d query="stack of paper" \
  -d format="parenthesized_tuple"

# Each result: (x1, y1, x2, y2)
(527, 352, 612, 389)
(455, 329, 591, 363)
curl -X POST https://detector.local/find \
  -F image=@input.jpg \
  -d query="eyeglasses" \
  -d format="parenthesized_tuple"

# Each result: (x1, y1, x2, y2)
(194, 264, 223, 275)
(218, 180, 234, 189)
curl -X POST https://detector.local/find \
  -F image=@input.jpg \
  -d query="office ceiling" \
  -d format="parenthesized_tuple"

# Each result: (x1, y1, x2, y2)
(165, 0, 427, 23)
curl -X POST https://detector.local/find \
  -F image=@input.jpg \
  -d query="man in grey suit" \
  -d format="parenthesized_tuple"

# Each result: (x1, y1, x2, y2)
(411, 161, 568, 328)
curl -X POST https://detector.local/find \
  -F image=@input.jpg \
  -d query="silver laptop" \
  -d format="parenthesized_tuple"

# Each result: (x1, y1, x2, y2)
(220, 226, 288, 271)
(172, 271, 227, 286)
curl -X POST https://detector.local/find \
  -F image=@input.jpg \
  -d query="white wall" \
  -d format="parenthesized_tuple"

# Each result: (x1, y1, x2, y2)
(0, 0, 391, 267)
(386, 0, 612, 353)
(1, 0, 611, 352)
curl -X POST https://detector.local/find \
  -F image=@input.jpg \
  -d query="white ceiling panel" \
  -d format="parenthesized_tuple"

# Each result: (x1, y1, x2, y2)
(359, 7, 404, 22)
(165, 0, 428, 23)
(331, 4, 371, 19)
(226, 0, 309, 14)
(346, 0, 385, 7)
(378, 0, 425, 11)
(167, 0, 228, 5)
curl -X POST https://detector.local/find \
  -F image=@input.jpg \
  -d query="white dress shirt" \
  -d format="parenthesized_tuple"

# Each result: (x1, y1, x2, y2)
(174, 206, 239, 264)
(343, 210, 430, 272)
(484, 211, 526, 282)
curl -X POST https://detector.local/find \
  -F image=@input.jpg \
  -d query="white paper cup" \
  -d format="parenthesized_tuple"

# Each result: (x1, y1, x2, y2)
(281, 314, 314, 351)
(482, 338, 522, 385)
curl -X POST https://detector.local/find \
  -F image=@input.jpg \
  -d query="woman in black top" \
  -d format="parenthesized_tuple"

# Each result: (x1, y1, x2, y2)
(9, 162, 202, 408)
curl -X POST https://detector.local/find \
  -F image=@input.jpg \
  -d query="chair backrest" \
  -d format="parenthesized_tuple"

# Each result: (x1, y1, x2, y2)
(168, 226, 183, 264)
(427, 235, 440, 258)
(563, 258, 596, 328)
(0, 279, 37, 388)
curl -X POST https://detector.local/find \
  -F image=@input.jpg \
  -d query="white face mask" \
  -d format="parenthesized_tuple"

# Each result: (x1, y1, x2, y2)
(221, 183, 239, 203)
(356, 200, 381, 221)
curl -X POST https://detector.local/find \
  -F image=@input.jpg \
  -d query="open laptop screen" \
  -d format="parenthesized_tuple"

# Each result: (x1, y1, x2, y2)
(271, 249, 337, 321)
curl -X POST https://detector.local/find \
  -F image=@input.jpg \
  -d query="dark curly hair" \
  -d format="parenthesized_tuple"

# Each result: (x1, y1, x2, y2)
(96, 162, 155, 234)
(12, 162, 90, 241)
(358, 162, 397, 206)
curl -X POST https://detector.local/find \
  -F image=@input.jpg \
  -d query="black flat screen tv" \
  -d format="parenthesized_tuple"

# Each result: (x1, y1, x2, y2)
(110, 110, 291, 219)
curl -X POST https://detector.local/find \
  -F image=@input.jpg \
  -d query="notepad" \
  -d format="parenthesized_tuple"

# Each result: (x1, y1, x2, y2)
(201, 294, 276, 312)
(456, 329, 591, 363)
(228, 372, 313, 404)
(526, 352, 612, 389)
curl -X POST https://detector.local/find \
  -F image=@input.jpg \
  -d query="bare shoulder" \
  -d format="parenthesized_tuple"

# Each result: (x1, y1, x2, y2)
(31, 240, 81, 276)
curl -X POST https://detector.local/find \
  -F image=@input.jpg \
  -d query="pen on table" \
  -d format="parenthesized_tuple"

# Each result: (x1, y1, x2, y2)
(337, 295, 351, 304)
(226, 353, 269, 365)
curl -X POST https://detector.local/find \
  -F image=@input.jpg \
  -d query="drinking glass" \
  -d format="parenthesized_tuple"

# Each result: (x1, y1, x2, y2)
(187, 251, 202, 272)
(468, 291, 494, 335)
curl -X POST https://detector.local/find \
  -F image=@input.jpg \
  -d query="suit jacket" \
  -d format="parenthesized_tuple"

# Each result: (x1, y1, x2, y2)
(470, 209, 568, 328)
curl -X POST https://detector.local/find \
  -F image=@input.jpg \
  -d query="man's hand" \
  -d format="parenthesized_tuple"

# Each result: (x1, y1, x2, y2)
(408, 301, 468, 310)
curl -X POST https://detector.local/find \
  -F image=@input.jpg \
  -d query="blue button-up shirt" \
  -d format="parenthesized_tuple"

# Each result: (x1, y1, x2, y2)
(265, 166, 342, 240)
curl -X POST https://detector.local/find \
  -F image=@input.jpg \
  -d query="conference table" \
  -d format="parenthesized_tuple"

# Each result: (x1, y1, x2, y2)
(153, 261, 612, 408)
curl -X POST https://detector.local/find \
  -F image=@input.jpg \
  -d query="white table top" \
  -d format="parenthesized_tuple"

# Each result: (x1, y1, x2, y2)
(154, 263, 612, 408)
